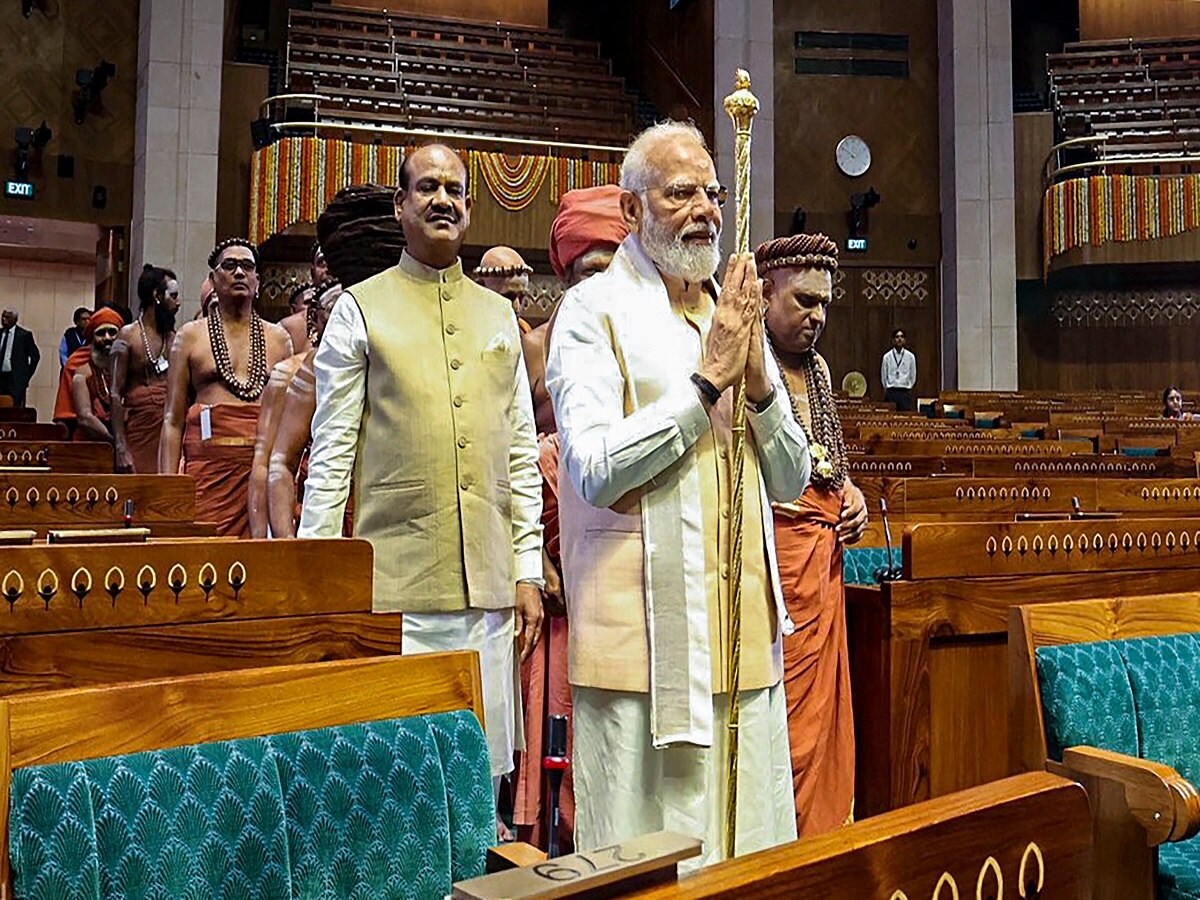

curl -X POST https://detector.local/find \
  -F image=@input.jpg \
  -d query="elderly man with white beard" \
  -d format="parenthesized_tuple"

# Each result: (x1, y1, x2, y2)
(545, 121, 811, 868)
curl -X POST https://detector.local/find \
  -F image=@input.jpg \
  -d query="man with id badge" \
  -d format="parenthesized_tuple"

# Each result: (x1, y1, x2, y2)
(159, 239, 293, 535)
(112, 264, 181, 473)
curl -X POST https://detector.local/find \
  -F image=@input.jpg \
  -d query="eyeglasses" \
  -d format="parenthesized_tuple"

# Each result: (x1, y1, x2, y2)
(217, 258, 257, 273)
(655, 183, 727, 209)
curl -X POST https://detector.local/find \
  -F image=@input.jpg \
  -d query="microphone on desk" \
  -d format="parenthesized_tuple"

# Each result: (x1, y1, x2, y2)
(122, 499, 134, 528)
(544, 714, 569, 858)
(873, 498, 903, 583)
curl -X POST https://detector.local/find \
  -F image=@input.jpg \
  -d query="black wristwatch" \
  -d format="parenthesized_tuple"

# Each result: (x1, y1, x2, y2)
(690, 372, 721, 406)
(749, 387, 776, 414)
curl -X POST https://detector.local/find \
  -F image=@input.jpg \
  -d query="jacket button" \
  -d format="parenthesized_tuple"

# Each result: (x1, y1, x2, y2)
(457, 436, 468, 448)
(453, 396, 463, 407)
(446, 324, 457, 335)
(450, 359, 462, 369)
(460, 480, 470, 491)
(720, 564, 729, 579)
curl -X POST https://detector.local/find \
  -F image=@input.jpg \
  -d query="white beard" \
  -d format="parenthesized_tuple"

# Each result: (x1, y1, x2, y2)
(639, 212, 721, 284)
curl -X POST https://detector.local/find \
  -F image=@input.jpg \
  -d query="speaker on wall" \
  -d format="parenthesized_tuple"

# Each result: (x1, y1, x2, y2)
(56, 155, 74, 178)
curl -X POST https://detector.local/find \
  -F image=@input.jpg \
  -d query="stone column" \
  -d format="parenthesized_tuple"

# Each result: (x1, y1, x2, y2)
(714, 0, 775, 259)
(130, 0, 223, 321)
(939, 0, 1017, 389)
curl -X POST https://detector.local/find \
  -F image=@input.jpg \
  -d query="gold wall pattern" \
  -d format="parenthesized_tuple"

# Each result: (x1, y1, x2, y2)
(862, 268, 931, 308)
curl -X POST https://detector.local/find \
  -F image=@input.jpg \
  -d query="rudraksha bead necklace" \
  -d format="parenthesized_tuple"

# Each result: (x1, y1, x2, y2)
(208, 305, 268, 402)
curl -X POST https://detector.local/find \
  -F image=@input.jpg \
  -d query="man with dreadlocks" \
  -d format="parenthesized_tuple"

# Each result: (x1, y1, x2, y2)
(160, 238, 293, 536)
(755, 232, 867, 838)
(111, 265, 181, 473)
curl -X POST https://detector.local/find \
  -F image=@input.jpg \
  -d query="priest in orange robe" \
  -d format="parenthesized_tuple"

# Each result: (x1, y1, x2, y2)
(755, 233, 868, 837)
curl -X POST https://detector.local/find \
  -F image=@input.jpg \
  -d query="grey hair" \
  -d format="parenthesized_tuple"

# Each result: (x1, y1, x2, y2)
(2, 309, 16, 320)
(619, 120, 708, 193)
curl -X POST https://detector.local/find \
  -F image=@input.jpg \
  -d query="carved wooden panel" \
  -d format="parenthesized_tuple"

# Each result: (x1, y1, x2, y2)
(865, 440, 1077, 457)
(0, 538, 373, 633)
(0, 441, 111, 473)
(973, 456, 1176, 477)
(0, 424, 67, 441)
(905, 518, 1200, 579)
(0, 474, 195, 526)
(848, 456, 972, 476)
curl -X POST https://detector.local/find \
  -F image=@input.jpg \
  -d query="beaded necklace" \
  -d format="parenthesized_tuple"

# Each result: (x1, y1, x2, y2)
(137, 314, 168, 381)
(767, 333, 847, 491)
(208, 305, 268, 402)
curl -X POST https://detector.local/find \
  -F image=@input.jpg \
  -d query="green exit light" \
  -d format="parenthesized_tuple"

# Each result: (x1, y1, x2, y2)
(4, 181, 34, 199)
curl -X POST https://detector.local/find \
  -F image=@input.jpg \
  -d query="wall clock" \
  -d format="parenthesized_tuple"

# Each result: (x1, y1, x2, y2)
(836, 135, 871, 177)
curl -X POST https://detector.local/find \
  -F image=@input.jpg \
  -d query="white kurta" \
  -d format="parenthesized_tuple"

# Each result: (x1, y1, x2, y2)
(572, 684, 796, 870)
(547, 235, 810, 866)
(401, 609, 524, 778)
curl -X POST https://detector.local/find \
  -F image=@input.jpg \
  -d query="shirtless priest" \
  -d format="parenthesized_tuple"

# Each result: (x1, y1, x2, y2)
(159, 238, 292, 535)
(755, 232, 867, 838)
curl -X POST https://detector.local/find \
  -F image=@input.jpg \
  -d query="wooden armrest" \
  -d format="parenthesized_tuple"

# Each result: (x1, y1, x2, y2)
(487, 842, 546, 872)
(1062, 745, 1200, 844)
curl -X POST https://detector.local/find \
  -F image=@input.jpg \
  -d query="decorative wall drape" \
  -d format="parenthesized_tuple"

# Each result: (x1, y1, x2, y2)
(1043, 173, 1200, 271)
(250, 137, 620, 243)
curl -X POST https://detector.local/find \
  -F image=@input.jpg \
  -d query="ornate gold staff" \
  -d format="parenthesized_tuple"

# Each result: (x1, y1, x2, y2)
(722, 68, 758, 860)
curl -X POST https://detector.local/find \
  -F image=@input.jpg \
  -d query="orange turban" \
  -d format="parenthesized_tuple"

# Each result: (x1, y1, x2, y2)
(548, 185, 629, 279)
(84, 306, 123, 341)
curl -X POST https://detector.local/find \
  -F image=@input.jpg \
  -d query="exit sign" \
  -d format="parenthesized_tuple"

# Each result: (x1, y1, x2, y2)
(846, 237, 868, 252)
(4, 181, 34, 199)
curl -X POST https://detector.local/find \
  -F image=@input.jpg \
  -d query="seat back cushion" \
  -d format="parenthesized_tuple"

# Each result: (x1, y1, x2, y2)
(267, 716, 455, 899)
(428, 709, 495, 883)
(10, 710, 494, 899)
(1035, 640, 1139, 761)
(843, 546, 899, 585)
(11, 738, 291, 900)
(1118, 632, 1200, 784)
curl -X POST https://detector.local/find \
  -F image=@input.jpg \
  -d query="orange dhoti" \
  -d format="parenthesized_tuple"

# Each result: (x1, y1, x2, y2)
(774, 485, 855, 838)
(183, 402, 259, 537)
(512, 433, 574, 852)
(123, 380, 168, 473)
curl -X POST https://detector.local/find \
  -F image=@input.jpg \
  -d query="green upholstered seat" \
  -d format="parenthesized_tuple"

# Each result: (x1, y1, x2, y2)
(1035, 640, 1139, 762)
(843, 546, 899, 585)
(1035, 633, 1200, 899)
(9, 709, 493, 900)
(1122, 446, 1164, 457)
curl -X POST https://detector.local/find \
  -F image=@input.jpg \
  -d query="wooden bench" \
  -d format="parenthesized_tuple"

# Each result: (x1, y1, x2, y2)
(1010, 593, 1200, 900)
(847, 516, 1200, 817)
(0, 538, 398, 696)
(0, 653, 496, 896)
(0, 441, 111, 473)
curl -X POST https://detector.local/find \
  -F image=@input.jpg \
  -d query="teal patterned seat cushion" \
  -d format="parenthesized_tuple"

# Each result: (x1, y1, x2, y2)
(1035, 632, 1200, 900)
(10, 710, 493, 900)
(1159, 839, 1200, 900)
(1035, 641, 1139, 761)
(1118, 634, 1200, 784)
(843, 547, 899, 585)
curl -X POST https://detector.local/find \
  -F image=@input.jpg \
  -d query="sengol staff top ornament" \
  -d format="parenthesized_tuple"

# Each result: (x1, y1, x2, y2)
(720, 66, 759, 862)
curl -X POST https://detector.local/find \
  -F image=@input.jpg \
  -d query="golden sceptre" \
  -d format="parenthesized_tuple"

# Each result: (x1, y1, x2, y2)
(722, 67, 758, 861)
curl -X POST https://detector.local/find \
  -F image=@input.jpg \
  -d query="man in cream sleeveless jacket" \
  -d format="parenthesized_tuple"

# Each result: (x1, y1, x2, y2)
(299, 145, 545, 838)
(546, 121, 812, 868)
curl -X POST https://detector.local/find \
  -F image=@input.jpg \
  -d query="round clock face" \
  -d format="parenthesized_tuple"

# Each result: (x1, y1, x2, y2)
(836, 135, 871, 177)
